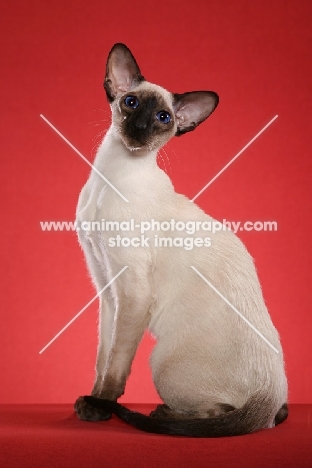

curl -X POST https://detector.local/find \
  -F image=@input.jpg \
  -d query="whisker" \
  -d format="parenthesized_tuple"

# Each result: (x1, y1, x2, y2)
(87, 119, 110, 128)
(157, 152, 165, 171)
(157, 151, 167, 173)
(93, 108, 111, 117)
(92, 128, 109, 143)
(161, 146, 172, 174)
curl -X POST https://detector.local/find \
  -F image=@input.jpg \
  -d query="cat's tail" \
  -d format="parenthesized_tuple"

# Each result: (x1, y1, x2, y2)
(83, 394, 288, 437)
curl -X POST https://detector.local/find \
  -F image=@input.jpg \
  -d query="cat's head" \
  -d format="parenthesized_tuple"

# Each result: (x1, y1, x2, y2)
(104, 43, 218, 153)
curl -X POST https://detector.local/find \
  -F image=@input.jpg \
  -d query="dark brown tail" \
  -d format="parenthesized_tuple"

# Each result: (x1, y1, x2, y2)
(83, 395, 288, 437)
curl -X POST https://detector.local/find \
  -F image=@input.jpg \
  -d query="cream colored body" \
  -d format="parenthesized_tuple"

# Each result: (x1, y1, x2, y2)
(76, 81, 287, 427)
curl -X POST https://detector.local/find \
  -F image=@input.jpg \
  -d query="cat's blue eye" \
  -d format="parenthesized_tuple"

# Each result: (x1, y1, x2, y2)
(156, 111, 171, 124)
(124, 96, 139, 109)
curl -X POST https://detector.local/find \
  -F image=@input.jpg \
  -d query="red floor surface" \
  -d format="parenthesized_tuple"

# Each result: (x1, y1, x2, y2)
(0, 404, 311, 467)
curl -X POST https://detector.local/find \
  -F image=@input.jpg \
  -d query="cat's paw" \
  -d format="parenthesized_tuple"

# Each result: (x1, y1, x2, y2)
(74, 396, 112, 422)
(150, 404, 172, 419)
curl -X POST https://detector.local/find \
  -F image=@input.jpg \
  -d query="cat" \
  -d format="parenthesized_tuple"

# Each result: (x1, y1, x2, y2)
(74, 43, 288, 436)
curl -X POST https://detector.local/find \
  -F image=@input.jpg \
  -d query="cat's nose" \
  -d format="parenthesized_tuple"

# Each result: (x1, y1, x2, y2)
(132, 121, 147, 132)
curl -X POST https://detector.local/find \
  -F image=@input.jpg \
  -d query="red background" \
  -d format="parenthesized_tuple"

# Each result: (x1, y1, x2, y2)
(1, 0, 311, 405)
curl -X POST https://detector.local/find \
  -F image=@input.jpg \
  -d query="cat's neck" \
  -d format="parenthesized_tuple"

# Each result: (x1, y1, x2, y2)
(94, 125, 159, 175)
(90, 125, 174, 203)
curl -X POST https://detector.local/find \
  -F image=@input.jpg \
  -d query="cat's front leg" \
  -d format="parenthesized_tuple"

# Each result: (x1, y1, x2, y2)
(74, 395, 112, 421)
(74, 295, 116, 422)
(75, 268, 153, 420)
(96, 290, 152, 400)
(91, 296, 115, 397)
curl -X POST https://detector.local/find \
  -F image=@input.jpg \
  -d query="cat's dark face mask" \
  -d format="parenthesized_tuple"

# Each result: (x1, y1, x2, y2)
(117, 91, 175, 151)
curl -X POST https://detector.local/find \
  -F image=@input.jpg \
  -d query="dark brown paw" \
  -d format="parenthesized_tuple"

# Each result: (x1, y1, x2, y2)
(74, 396, 112, 422)
(150, 404, 171, 419)
(150, 404, 200, 420)
(274, 403, 288, 426)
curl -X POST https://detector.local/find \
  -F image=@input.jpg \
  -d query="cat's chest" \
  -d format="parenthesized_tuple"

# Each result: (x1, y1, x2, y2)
(77, 182, 119, 230)
(76, 178, 147, 243)
(76, 181, 125, 263)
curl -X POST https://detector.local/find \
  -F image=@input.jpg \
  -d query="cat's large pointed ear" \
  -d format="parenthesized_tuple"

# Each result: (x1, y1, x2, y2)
(104, 43, 145, 102)
(173, 91, 219, 136)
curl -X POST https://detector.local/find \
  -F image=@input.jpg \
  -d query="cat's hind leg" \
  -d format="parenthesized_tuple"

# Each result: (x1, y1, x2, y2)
(150, 403, 236, 420)
(274, 403, 288, 425)
(149, 404, 197, 420)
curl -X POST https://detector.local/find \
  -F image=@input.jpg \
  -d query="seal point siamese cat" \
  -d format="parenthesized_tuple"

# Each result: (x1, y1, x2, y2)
(74, 43, 288, 437)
